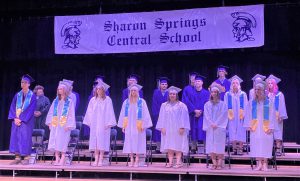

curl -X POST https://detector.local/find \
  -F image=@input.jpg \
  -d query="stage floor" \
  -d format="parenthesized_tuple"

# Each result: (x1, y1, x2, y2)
(1, 160, 300, 179)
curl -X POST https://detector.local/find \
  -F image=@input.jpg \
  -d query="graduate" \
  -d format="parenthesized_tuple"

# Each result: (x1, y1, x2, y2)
(156, 86, 190, 168)
(84, 75, 110, 140)
(249, 74, 266, 101)
(46, 81, 76, 166)
(122, 74, 143, 102)
(203, 83, 228, 170)
(33, 85, 51, 140)
(244, 80, 276, 171)
(224, 75, 248, 155)
(118, 84, 152, 167)
(63, 79, 80, 114)
(8, 74, 37, 165)
(214, 65, 230, 101)
(83, 81, 116, 166)
(182, 72, 197, 152)
(266, 74, 288, 156)
(151, 77, 169, 153)
(189, 75, 210, 153)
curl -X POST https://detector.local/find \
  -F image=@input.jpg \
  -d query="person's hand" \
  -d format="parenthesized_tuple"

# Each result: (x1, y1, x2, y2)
(194, 110, 200, 117)
(14, 118, 21, 126)
(211, 124, 217, 130)
(278, 118, 283, 124)
(34, 111, 42, 117)
(179, 128, 185, 135)
(266, 129, 273, 135)
(64, 127, 71, 131)
(161, 128, 166, 136)
(122, 128, 125, 133)
(48, 125, 52, 130)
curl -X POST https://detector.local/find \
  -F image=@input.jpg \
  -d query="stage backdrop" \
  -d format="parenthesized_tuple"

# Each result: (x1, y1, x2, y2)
(0, 4, 300, 150)
(54, 5, 264, 54)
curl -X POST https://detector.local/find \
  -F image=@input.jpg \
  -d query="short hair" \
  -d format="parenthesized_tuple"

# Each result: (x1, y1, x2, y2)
(34, 85, 44, 93)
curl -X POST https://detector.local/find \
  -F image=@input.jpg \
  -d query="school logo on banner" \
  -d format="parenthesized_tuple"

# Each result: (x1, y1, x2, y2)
(231, 12, 256, 42)
(60, 21, 82, 49)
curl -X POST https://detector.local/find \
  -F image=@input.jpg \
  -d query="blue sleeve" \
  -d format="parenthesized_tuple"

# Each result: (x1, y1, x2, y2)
(8, 94, 17, 120)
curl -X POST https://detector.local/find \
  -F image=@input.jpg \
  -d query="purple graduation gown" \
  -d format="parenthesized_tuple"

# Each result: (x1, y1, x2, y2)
(190, 88, 210, 141)
(73, 91, 80, 113)
(214, 78, 231, 101)
(8, 91, 37, 156)
(181, 85, 194, 139)
(122, 88, 143, 102)
(151, 89, 168, 142)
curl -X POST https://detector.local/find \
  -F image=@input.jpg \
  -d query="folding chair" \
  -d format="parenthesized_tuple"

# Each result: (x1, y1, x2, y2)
(206, 132, 231, 169)
(32, 129, 45, 163)
(65, 129, 80, 165)
(126, 128, 153, 166)
(165, 134, 191, 168)
(75, 121, 83, 162)
(250, 140, 277, 170)
(90, 128, 118, 166)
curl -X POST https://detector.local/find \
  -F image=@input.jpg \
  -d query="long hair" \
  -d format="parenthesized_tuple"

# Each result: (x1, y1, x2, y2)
(266, 79, 279, 94)
(57, 85, 69, 100)
(210, 91, 220, 104)
(129, 89, 139, 104)
(230, 80, 241, 93)
(93, 86, 106, 99)
(254, 86, 266, 102)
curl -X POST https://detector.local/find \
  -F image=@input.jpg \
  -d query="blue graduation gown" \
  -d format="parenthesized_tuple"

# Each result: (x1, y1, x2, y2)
(151, 89, 168, 142)
(182, 85, 195, 139)
(73, 91, 80, 113)
(190, 88, 210, 141)
(214, 78, 231, 101)
(122, 88, 143, 102)
(8, 91, 37, 156)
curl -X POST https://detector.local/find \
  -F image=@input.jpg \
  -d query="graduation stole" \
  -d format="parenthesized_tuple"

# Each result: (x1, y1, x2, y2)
(250, 98, 270, 133)
(16, 90, 33, 118)
(274, 92, 280, 120)
(51, 96, 71, 127)
(123, 98, 143, 131)
(228, 93, 244, 121)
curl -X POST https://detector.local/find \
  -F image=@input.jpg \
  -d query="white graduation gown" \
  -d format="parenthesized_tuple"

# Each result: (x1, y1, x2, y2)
(83, 96, 116, 152)
(156, 101, 190, 154)
(224, 91, 248, 142)
(46, 99, 76, 152)
(268, 92, 288, 140)
(244, 99, 276, 158)
(117, 98, 152, 154)
(70, 92, 77, 109)
(203, 101, 228, 154)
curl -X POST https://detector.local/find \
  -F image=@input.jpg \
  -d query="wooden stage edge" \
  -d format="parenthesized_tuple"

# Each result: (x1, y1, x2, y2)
(0, 160, 300, 179)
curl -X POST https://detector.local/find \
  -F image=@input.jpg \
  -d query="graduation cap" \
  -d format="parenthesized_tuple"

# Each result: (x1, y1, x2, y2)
(127, 74, 140, 81)
(167, 86, 182, 93)
(195, 75, 206, 81)
(229, 75, 243, 83)
(210, 82, 224, 92)
(58, 81, 71, 89)
(128, 83, 143, 91)
(21, 74, 35, 83)
(157, 77, 170, 84)
(266, 74, 281, 84)
(94, 75, 105, 81)
(95, 81, 110, 91)
(251, 74, 266, 81)
(254, 80, 266, 89)
(63, 79, 74, 86)
(217, 65, 229, 72)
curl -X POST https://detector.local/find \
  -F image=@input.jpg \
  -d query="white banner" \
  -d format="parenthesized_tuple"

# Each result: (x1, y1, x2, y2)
(55, 4, 264, 54)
